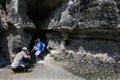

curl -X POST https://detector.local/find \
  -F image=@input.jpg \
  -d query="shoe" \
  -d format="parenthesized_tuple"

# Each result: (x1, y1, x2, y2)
(25, 69, 28, 72)
(11, 70, 16, 74)
(29, 64, 35, 69)
(24, 68, 28, 72)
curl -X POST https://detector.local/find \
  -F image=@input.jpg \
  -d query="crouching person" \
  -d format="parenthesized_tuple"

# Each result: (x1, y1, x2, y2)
(11, 47, 31, 73)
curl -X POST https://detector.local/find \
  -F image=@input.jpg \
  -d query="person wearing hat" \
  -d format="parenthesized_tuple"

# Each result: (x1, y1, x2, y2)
(11, 47, 31, 73)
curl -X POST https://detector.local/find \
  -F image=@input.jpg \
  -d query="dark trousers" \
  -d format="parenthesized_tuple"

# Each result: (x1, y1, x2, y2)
(12, 63, 29, 72)
(30, 51, 37, 63)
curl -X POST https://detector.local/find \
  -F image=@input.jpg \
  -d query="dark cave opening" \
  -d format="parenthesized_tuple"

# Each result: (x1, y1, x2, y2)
(27, 8, 50, 26)
(0, 30, 10, 67)
(27, 7, 50, 50)
(26, 0, 62, 26)
(26, 0, 63, 52)
(28, 30, 48, 52)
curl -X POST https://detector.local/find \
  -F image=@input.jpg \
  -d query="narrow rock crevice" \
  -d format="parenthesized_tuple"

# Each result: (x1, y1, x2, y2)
(28, 30, 48, 51)
(26, 0, 64, 51)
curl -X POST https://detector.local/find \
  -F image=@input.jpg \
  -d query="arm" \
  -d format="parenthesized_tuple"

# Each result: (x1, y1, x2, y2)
(23, 53, 31, 60)
(31, 40, 37, 53)
(42, 43, 45, 51)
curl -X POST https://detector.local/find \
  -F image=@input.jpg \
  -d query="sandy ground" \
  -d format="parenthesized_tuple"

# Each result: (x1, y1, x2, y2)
(0, 55, 84, 80)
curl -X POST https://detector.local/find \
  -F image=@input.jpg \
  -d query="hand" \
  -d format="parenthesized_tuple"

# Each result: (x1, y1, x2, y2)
(28, 55, 31, 59)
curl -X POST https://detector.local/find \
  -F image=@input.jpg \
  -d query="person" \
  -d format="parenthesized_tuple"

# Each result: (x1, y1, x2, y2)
(31, 38, 45, 61)
(11, 47, 31, 73)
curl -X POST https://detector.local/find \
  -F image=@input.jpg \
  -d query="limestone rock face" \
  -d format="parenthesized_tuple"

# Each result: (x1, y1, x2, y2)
(0, 0, 36, 64)
(59, 0, 120, 28)
(47, 0, 120, 40)
(6, 0, 35, 29)
(0, 0, 63, 65)
(45, 1, 120, 79)
(1, 0, 120, 67)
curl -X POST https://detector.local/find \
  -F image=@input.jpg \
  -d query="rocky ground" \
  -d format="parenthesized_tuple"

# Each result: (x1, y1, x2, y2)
(51, 49, 120, 80)
(0, 54, 83, 80)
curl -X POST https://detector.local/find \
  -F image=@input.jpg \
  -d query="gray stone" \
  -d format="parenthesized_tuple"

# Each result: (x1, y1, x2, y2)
(1, 0, 120, 71)
(0, 0, 64, 65)
(46, 0, 120, 40)
(6, 0, 35, 29)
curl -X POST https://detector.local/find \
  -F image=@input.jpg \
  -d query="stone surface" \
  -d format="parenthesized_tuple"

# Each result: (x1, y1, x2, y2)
(0, 0, 120, 79)
(0, 55, 82, 80)
(0, 0, 64, 65)
(6, 0, 35, 29)
(47, 38, 120, 79)
(45, 0, 120, 40)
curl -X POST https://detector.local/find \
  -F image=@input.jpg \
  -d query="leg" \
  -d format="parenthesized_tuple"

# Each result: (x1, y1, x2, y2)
(24, 63, 30, 72)
(38, 51, 44, 60)
(12, 66, 25, 72)
(30, 51, 37, 63)
(35, 51, 41, 60)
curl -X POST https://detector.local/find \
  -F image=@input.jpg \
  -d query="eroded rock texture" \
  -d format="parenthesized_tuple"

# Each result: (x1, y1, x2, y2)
(0, 0, 120, 69)
(45, 0, 120, 79)
(46, 0, 120, 40)
(0, 0, 63, 66)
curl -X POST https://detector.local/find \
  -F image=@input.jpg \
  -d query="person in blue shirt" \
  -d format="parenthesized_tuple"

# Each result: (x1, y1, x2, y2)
(31, 38, 45, 60)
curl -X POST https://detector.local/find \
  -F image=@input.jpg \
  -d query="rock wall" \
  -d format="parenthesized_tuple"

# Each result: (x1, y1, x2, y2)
(0, 0, 63, 66)
(45, 0, 120, 77)
(45, 0, 120, 40)
(1, 0, 120, 68)
(48, 38, 120, 80)
(0, 0, 36, 66)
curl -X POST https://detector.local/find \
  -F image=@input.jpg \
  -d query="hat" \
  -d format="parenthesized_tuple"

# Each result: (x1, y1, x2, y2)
(22, 47, 28, 51)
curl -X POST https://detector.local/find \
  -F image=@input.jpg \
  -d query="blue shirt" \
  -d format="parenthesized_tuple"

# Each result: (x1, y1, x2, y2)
(36, 42, 45, 51)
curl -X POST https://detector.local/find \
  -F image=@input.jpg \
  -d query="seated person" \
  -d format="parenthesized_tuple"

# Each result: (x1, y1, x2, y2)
(31, 38, 45, 61)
